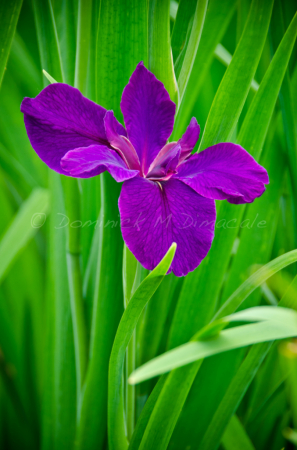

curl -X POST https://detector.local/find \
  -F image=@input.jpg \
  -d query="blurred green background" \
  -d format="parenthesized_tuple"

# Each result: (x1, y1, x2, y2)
(0, 0, 297, 449)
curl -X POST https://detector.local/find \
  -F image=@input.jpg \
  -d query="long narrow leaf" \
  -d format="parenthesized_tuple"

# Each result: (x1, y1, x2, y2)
(0, 0, 23, 87)
(198, 0, 273, 150)
(75, 2, 149, 448)
(0, 188, 49, 284)
(177, 0, 208, 101)
(108, 244, 176, 450)
(129, 307, 297, 384)
(197, 277, 297, 450)
(149, 0, 177, 102)
(130, 250, 297, 382)
(172, 0, 236, 139)
(169, 6, 297, 350)
(222, 415, 255, 450)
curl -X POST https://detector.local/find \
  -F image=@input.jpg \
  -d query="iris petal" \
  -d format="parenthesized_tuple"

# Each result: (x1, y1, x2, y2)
(119, 176, 216, 276)
(147, 144, 181, 180)
(104, 111, 140, 170)
(61, 145, 139, 181)
(178, 117, 200, 162)
(147, 117, 200, 177)
(20, 83, 125, 174)
(120, 62, 176, 175)
(176, 143, 269, 204)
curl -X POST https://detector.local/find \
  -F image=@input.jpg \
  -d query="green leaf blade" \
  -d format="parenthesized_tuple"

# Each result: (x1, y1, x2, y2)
(0, 188, 50, 284)
(0, 0, 23, 87)
(108, 243, 176, 450)
(199, 0, 274, 150)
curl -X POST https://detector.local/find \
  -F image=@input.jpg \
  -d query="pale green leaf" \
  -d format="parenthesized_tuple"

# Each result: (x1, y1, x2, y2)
(0, 188, 50, 284)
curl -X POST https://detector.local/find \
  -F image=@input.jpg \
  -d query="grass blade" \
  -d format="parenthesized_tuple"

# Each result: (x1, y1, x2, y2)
(74, 0, 92, 92)
(198, 343, 272, 450)
(9, 32, 43, 96)
(42, 70, 57, 84)
(52, 0, 77, 85)
(197, 281, 297, 450)
(133, 10, 297, 447)
(130, 250, 297, 382)
(222, 415, 255, 450)
(149, 0, 177, 103)
(219, 126, 285, 306)
(171, 0, 197, 71)
(215, 250, 297, 320)
(172, 0, 236, 140)
(0, 0, 23, 87)
(31, 4, 79, 449)
(271, 2, 297, 245)
(32, 0, 64, 82)
(42, 173, 77, 450)
(122, 245, 138, 441)
(177, 0, 208, 102)
(108, 244, 176, 450)
(214, 44, 259, 92)
(198, 0, 274, 150)
(0, 188, 49, 284)
(96, 0, 148, 120)
(169, 4, 297, 350)
(0, 294, 30, 427)
(75, 2, 148, 447)
(75, 174, 123, 450)
(129, 306, 297, 384)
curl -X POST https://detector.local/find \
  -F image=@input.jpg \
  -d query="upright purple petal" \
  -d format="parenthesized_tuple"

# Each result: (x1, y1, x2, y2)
(147, 144, 181, 180)
(176, 143, 269, 204)
(120, 62, 176, 175)
(104, 111, 140, 170)
(148, 117, 200, 175)
(178, 117, 200, 162)
(119, 177, 216, 276)
(61, 145, 139, 181)
(21, 83, 126, 174)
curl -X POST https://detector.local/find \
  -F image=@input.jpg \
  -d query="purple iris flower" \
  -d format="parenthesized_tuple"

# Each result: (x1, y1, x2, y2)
(21, 62, 269, 276)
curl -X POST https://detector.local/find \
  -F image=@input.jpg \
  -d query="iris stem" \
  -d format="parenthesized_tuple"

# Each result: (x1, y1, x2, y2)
(125, 261, 146, 439)
(64, 0, 93, 409)
(66, 252, 87, 391)
(126, 331, 135, 440)
(62, 177, 88, 405)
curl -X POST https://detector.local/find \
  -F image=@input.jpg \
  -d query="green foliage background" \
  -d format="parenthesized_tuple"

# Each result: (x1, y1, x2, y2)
(0, 0, 297, 449)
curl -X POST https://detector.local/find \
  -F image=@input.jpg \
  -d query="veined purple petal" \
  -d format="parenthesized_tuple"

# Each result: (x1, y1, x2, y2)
(21, 83, 126, 174)
(176, 143, 269, 204)
(119, 177, 216, 276)
(120, 62, 176, 175)
(104, 111, 140, 170)
(61, 145, 139, 181)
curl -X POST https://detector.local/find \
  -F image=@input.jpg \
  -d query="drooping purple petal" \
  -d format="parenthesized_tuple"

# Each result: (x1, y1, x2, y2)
(21, 83, 126, 174)
(120, 62, 176, 175)
(61, 145, 139, 181)
(119, 176, 216, 276)
(104, 111, 140, 170)
(176, 143, 269, 204)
